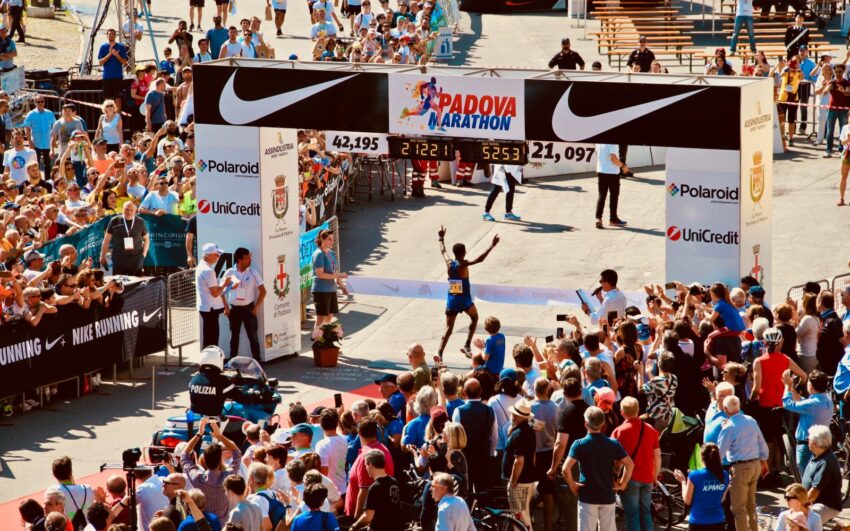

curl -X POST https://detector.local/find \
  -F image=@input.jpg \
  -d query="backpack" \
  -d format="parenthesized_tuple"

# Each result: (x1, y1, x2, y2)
(62, 485, 88, 531)
(257, 490, 287, 529)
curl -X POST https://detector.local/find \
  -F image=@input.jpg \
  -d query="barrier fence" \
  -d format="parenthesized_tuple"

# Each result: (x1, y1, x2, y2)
(167, 268, 199, 367)
(786, 274, 850, 305)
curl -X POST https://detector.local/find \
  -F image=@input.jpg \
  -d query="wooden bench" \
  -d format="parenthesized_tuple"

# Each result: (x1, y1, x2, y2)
(607, 49, 698, 71)
(597, 36, 693, 52)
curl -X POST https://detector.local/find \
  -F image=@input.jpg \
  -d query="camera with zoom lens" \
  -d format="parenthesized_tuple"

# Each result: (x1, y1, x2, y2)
(122, 448, 142, 469)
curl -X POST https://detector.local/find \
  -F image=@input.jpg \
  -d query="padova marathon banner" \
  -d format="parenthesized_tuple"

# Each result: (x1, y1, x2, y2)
(0, 277, 167, 397)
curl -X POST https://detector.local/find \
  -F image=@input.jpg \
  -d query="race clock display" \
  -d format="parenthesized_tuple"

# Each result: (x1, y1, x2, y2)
(457, 140, 528, 165)
(388, 137, 454, 161)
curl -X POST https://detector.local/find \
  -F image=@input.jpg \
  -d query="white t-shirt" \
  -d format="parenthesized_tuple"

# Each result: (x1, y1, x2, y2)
(580, 348, 617, 380)
(197, 260, 224, 311)
(135, 476, 169, 531)
(54, 483, 94, 522)
(595, 143, 620, 175)
(839, 124, 850, 154)
(315, 434, 348, 493)
(521, 364, 542, 397)
(249, 489, 278, 518)
(157, 136, 184, 157)
(294, 484, 332, 511)
(3, 148, 37, 184)
(272, 467, 291, 492)
(736, 0, 753, 16)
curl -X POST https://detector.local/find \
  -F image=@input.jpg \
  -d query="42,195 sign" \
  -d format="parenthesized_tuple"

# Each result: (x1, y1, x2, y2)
(325, 131, 389, 155)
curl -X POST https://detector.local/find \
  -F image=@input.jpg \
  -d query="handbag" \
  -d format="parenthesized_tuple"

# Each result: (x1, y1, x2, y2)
(265, 4, 272, 20)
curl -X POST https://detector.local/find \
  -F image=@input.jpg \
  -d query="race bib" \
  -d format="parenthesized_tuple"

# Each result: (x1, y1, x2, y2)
(448, 279, 463, 295)
(123, 237, 134, 250)
(785, 84, 794, 93)
(235, 285, 248, 302)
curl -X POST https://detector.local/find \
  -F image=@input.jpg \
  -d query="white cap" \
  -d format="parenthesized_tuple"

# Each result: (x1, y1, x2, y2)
(202, 242, 224, 257)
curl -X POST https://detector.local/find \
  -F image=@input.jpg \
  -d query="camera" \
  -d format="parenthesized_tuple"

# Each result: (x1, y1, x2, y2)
(93, 269, 105, 282)
(146, 446, 170, 464)
(122, 447, 142, 468)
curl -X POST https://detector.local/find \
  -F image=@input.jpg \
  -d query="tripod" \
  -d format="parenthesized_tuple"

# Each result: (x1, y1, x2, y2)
(100, 463, 154, 531)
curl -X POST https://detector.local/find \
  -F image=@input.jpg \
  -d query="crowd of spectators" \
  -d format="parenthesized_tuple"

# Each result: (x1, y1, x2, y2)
(15, 269, 850, 531)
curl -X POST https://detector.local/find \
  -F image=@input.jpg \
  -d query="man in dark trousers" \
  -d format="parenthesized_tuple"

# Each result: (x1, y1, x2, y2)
(817, 290, 844, 375)
(785, 13, 810, 59)
(626, 36, 655, 72)
(451, 378, 497, 494)
(548, 37, 585, 70)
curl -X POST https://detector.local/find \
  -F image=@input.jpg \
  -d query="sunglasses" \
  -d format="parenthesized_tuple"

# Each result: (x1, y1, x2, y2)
(784, 495, 796, 501)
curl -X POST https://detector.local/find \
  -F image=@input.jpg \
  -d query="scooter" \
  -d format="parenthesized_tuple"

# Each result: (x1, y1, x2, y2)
(151, 356, 283, 450)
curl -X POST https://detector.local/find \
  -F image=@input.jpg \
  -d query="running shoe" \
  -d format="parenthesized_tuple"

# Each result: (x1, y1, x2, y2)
(432, 181, 442, 189)
(609, 219, 628, 227)
(277, 28, 283, 37)
(482, 212, 495, 222)
(189, 23, 195, 31)
(2, 403, 12, 417)
(504, 212, 521, 221)
(460, 346, 473, 359)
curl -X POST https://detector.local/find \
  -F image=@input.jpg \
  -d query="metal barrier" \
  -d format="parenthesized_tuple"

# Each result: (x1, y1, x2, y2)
(167, 268, 198, 366)
(62, 89, 108, 135)
(833, 273, 850, 298)
(787, 279, 830, 305)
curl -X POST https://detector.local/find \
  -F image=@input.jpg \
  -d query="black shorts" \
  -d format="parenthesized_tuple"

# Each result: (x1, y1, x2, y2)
(313, 291, 339, 316)
(275, 7, 286, 12)
(214, 0, 229, 5)
(779, 101, 798, 123)
(190, 0, 205, 7)
(755, 405, 784, 442)
(347, 4, 362, 14)
(533, 449, 556, 495)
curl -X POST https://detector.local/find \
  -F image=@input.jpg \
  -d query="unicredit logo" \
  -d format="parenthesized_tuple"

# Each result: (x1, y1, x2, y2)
(667, 225, 739, 245)
(669, 183, 739, 202)
(198, 199, 260, 216)
(200, 159, 259, 175)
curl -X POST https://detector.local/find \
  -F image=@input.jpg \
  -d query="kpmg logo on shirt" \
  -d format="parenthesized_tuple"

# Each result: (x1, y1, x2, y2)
(196, 158, 259, 178)
(667, 182, 738, 204)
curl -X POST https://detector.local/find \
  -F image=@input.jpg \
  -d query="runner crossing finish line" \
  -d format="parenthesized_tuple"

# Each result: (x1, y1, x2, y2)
(436, 225, 500, 363)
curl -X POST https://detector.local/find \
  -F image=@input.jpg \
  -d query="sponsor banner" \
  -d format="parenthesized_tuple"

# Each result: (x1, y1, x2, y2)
(524, 80, 741, 149)
(38, 215, 188, 268)
(0, 277, 166, 397)
(739, 81, 774, 293)
(300, 219, 333, 292)
(346, 275, 648, 309)
(325, 131, 388, 155)
(2, 66, 24, 94)
(458, 0, 560, 12)
(193, 64, 389, 131)
(389, 74, 525, 140)
(665, 148, 741, 287)
(259, 128, 301, 361)
(195, 124, 262, 352)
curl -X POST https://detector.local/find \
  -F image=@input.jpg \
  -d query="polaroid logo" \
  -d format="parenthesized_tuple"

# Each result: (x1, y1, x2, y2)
(667, 225, 739, 245)
(198, 199, 261, 216)
(668, 183, 738, 203)
(197, 158, 259, 177)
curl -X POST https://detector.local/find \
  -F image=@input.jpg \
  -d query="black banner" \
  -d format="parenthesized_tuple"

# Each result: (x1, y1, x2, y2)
(524, 80, 741, 150)
(0, 278, 167, 397)
(194, 65, 389, 131)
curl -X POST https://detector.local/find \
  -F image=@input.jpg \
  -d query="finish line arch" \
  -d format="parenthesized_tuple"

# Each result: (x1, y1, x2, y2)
(192, 59, 773, 361)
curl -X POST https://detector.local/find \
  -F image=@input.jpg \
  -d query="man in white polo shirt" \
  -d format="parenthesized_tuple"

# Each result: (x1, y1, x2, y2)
(197, 242, 232, 348)
(224, 247, 266, 362)
(594, 143, 628, 230)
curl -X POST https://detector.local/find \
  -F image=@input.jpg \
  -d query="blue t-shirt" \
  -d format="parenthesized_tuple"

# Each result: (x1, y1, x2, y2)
(206, 27, 230, 59)
(311, 249, 337, 293)
(388, 391, 406, 418)
(568, 432, 627, 504)
(401, 413, 430, 447)
(687, 468, 729, 524)
(159, 59, 176, 75)
(177, 513, 222, 531)
(291, 510, 341, 531)
(144, 90, 167, 125)
(23, 108, 56, 150)
(714, 299, 745, 332)
(98, 42, 128, 80)
(484, 333, 506, 375)
(446, 397, 465, 418)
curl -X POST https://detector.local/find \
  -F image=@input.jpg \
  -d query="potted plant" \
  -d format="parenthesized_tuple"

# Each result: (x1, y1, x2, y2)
(311, 321, 343, 367)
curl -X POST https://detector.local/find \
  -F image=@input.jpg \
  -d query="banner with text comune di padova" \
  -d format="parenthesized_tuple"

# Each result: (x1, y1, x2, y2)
(388, 74, 525, 140)
(0, 278, 166, 397)
(194, 124, 262, 355)
(259, 128, 301, 361)
(665, 148, 741, 287)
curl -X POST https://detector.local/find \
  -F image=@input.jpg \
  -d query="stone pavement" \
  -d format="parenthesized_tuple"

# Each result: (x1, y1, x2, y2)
(13, 10, 81, 70)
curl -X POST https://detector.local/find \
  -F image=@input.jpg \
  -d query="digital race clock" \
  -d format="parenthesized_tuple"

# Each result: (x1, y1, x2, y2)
(387, 137, 454, 161)
(457, 140, 528, 165)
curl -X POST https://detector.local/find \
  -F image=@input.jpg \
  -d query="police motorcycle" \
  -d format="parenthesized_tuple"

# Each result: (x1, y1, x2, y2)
(151, 346, 283, 450)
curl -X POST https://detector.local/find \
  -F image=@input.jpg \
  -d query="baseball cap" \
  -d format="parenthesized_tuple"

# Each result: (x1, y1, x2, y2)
(288, 54, 299, 60)
(499, 368, 519, 382)
(748, 285, 766, 297)
(201, 242, 224, 256)
(561, 37, 570, 45)
(24, 249, 44, 263)
(290, 423, 314, 437)
(595, 387, 616, 403)
(374, 374, 397, 385)
(799, 44, 808, 50)
(309, 406, 327, 418)
(637, 323, 651, 341)
(93, 137, 107, 146)
(429, 405, 448, 421)
(2, 201, 20, 210)
(638, 35, 647, 42)
(0, 25, 8, 32)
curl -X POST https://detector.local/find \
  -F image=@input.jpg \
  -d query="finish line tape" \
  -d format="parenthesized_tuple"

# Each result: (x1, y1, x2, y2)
(345, 276, 648, 309)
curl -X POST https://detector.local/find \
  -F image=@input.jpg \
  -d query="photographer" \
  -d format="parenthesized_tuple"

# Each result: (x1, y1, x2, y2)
(181, 417, 243, 521)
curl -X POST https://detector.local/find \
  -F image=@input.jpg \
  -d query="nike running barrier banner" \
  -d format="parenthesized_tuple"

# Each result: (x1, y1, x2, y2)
(0, 277, 167, 397)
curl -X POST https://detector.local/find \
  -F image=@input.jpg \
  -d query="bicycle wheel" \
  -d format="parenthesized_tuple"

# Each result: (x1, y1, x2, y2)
(491, 514, 527, 531)
(782, 432, 801, 482)
(650, 487, 673, 531)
